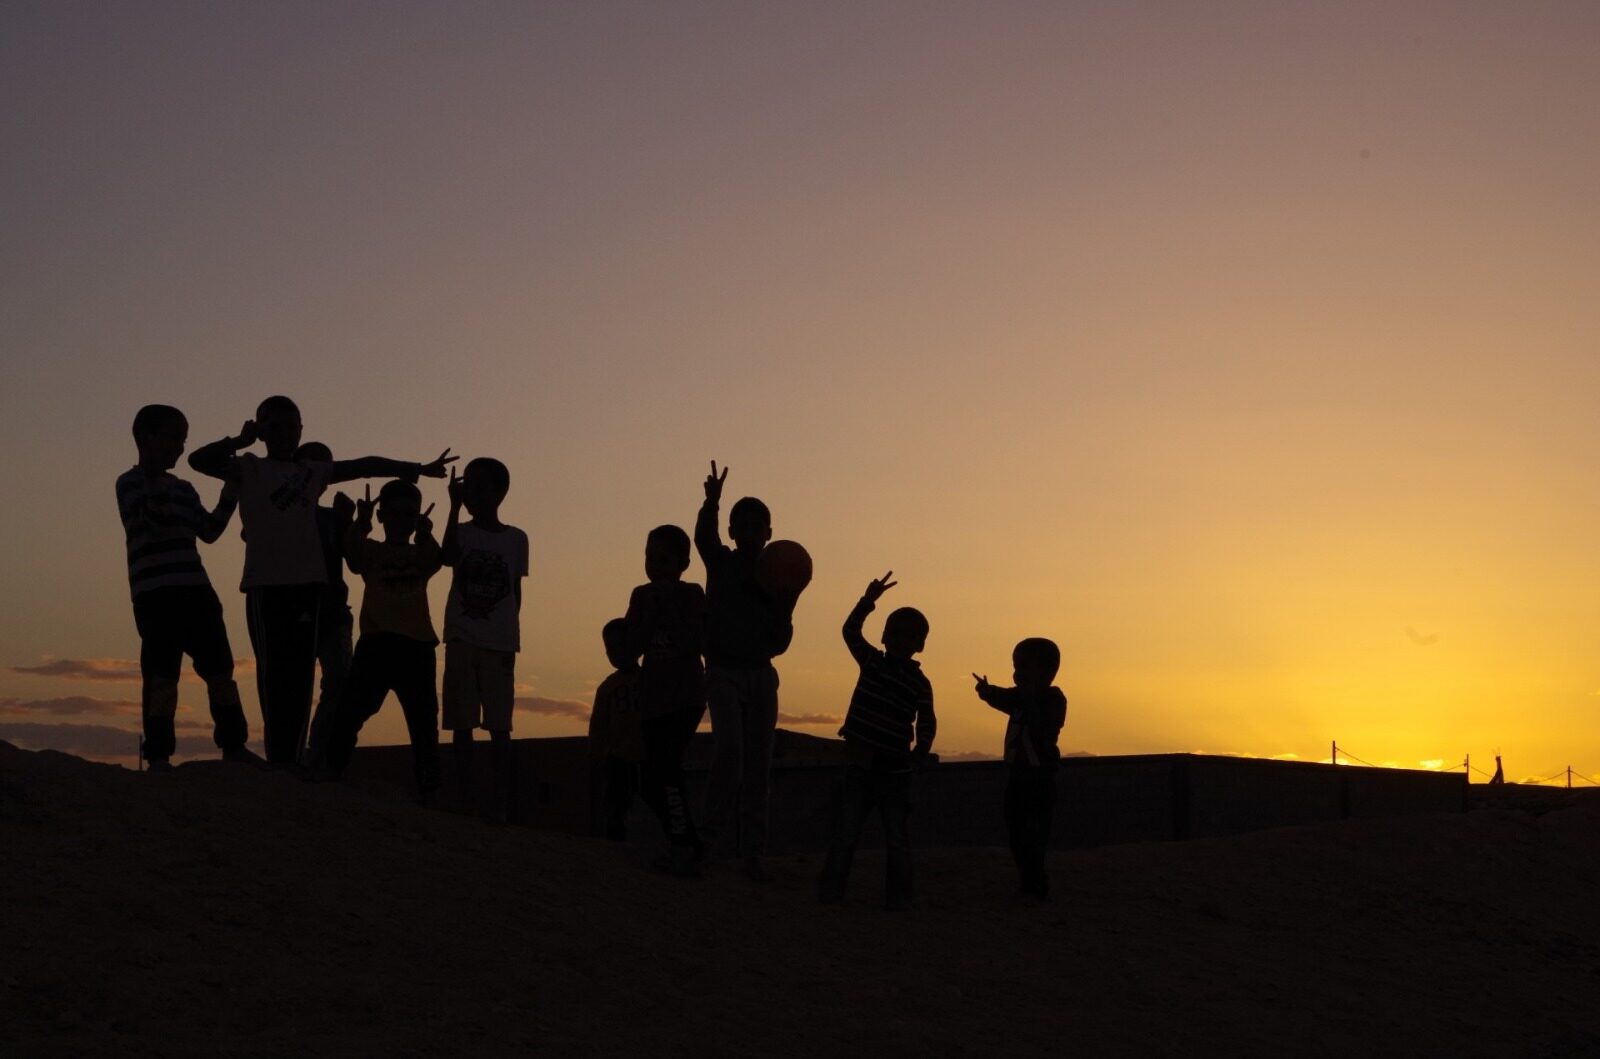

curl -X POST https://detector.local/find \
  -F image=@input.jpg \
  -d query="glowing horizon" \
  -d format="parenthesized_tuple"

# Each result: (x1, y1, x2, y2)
(3, 2, 1598, 779)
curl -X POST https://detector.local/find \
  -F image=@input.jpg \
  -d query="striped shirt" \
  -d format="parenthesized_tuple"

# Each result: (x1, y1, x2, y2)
(115, 468, 236, 599)
(838, 598, 936, 762)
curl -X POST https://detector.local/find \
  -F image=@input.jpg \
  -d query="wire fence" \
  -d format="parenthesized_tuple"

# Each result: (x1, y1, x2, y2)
(1331, 742, 1600, 788)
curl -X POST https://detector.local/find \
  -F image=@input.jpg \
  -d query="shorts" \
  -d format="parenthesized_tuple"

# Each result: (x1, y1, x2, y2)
(442, 640, 517, 732)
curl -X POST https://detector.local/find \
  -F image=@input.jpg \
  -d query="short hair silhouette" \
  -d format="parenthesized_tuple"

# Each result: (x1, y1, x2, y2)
(730, 496, 771, 528)
(295, 441, 332, 462)
(647, 524, 692, 571)
(255, 394, 300, 421)
(885, 606, 930, 648)
(379, 479, 421, 507)
(1013, 637, 1061, 681)
(132, 404, 185, 440)
(466, 456, 511, 500)
(601, 617, 632, 655)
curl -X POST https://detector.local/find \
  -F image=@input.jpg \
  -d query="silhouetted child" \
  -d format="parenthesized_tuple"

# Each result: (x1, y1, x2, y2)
(295, 441, 355, 770)
(819, 573, 935, 909)
(323, 480, 443, 798)
(188, 395, 454, 766)
(440, 459, 528, 820)
(117, 405, 255, 770)
(588, 619, 643, 840)
(974, 637, 1067, 900)
(695, 461, 796, 880)
(626, 525, 707, 876)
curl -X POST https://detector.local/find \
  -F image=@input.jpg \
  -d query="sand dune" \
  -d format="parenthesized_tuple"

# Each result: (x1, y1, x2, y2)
(4, 741, 1599, 1056)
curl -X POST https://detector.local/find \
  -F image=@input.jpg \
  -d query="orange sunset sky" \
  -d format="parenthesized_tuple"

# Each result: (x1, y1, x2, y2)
(2, 2, 1598, 780)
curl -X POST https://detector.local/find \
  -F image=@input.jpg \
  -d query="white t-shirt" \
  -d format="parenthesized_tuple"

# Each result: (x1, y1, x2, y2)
(444, 522, 529, 652)
(235, 454, 333, 590)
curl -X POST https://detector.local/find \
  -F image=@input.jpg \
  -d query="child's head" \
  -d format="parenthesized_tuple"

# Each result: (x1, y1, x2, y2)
(295, 441, 332, 462)
(377, 479, 422, 539)
(132, 405, 188, 470)
(462, 457, 510, 520)
(728, 496, 772, 553)
(1012, 637, 1061, 692)
(255, 395, 303, 458)
(602, 618, 638, 671)
(882, 606, 929, 659)
(644, 524, 692, 583)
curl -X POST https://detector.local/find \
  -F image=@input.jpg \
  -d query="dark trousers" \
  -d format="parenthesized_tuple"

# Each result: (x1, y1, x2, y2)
(591, 756, 640, 841)
(640, 703, 706, 850)
(302, 603, 353, 767)
(326, 632, 441, 794)
(132, 585, 247, 759)
(819, 756, 913, 906)
(1005, 765, 1057, 897)
(245, 584, 321, 765)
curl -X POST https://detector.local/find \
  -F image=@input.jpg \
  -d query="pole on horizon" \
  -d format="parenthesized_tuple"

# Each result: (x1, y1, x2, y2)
(1331, 740, 1337, 766)
(1568, 766, 1572, 790)
(1464, 754, 1470, 781)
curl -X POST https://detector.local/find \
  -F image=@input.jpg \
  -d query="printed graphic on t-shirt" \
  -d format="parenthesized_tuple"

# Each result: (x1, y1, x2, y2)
(456, 547, 512, 619)
(268, 465, 317, 512)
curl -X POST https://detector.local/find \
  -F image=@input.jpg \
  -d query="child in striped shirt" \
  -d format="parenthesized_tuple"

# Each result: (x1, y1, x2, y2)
(116, 404, 254, 770)
(818, 572, 935, 909)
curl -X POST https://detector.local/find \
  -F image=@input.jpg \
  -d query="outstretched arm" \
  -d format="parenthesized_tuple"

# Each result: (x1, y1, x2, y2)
(842, 571, 896, 665)
(973, 674, 1019, 715)
(328, 448, 457, 486)
(693, 460, 729, 562)
(188, 420, 256, 480)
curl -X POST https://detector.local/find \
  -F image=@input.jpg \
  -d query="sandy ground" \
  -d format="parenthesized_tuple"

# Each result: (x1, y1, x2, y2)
(4, 741, 1600, 1057)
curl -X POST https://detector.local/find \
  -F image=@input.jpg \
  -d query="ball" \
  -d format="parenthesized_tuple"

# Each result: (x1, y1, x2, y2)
(756, 539, 813, 596)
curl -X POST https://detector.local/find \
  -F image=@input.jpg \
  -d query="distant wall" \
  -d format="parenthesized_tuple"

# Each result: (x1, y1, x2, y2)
(347, 739, 1467, 853)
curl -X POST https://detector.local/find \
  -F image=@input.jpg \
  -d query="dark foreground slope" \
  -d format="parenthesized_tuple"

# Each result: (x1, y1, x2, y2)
(3, 742, 1599, 1057)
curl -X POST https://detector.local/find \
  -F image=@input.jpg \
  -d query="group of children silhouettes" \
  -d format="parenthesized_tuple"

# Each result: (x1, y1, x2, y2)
(118, 397, 1067, 906)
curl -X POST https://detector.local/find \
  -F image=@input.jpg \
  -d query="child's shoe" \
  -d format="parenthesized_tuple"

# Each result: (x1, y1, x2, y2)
(221, 745, 265, 767)
(146, 758, 175, 774)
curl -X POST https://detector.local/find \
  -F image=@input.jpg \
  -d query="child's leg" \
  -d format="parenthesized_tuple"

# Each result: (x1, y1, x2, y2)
(699, 667, 744, 852)
(303, 603, 353, 767)
(1004, 770, 1029, 888)
(879, 769, 914, 908)
(601, 756, 635, 840)
(182, 586, 248, 753)
(322, 635, 389, 776)
(132, 589, 183, 764)
(392, 641, 441, 797)
(441, 642, 479, 810)
(818, 762, 875, 902)
(737, 665, 780, 859)
(1025, 769, 1057, 898)
(479, 648, 517, 821)
(246, 585, 321, 765)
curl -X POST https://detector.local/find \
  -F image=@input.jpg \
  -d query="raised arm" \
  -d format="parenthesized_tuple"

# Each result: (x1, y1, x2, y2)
(842, 571, 896, 666)
(693, 460, 729, 562)
(439, 467, 464, 566)
(328, 448, 457, 486)
(196, 482, 238, 544)
(413, 504, 442, 577)
(188, 420, 256, 480)
(342, 486, 375, 574)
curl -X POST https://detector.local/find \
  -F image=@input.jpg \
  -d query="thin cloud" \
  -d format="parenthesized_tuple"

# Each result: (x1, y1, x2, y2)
(777, 712, 841, 726)
(0, 695, 141, 717)
(1405, 626, 1439, 647)
(513, 696, 590, 720)
(0, 722, 217, 762)
(11, 656, 254, 682)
